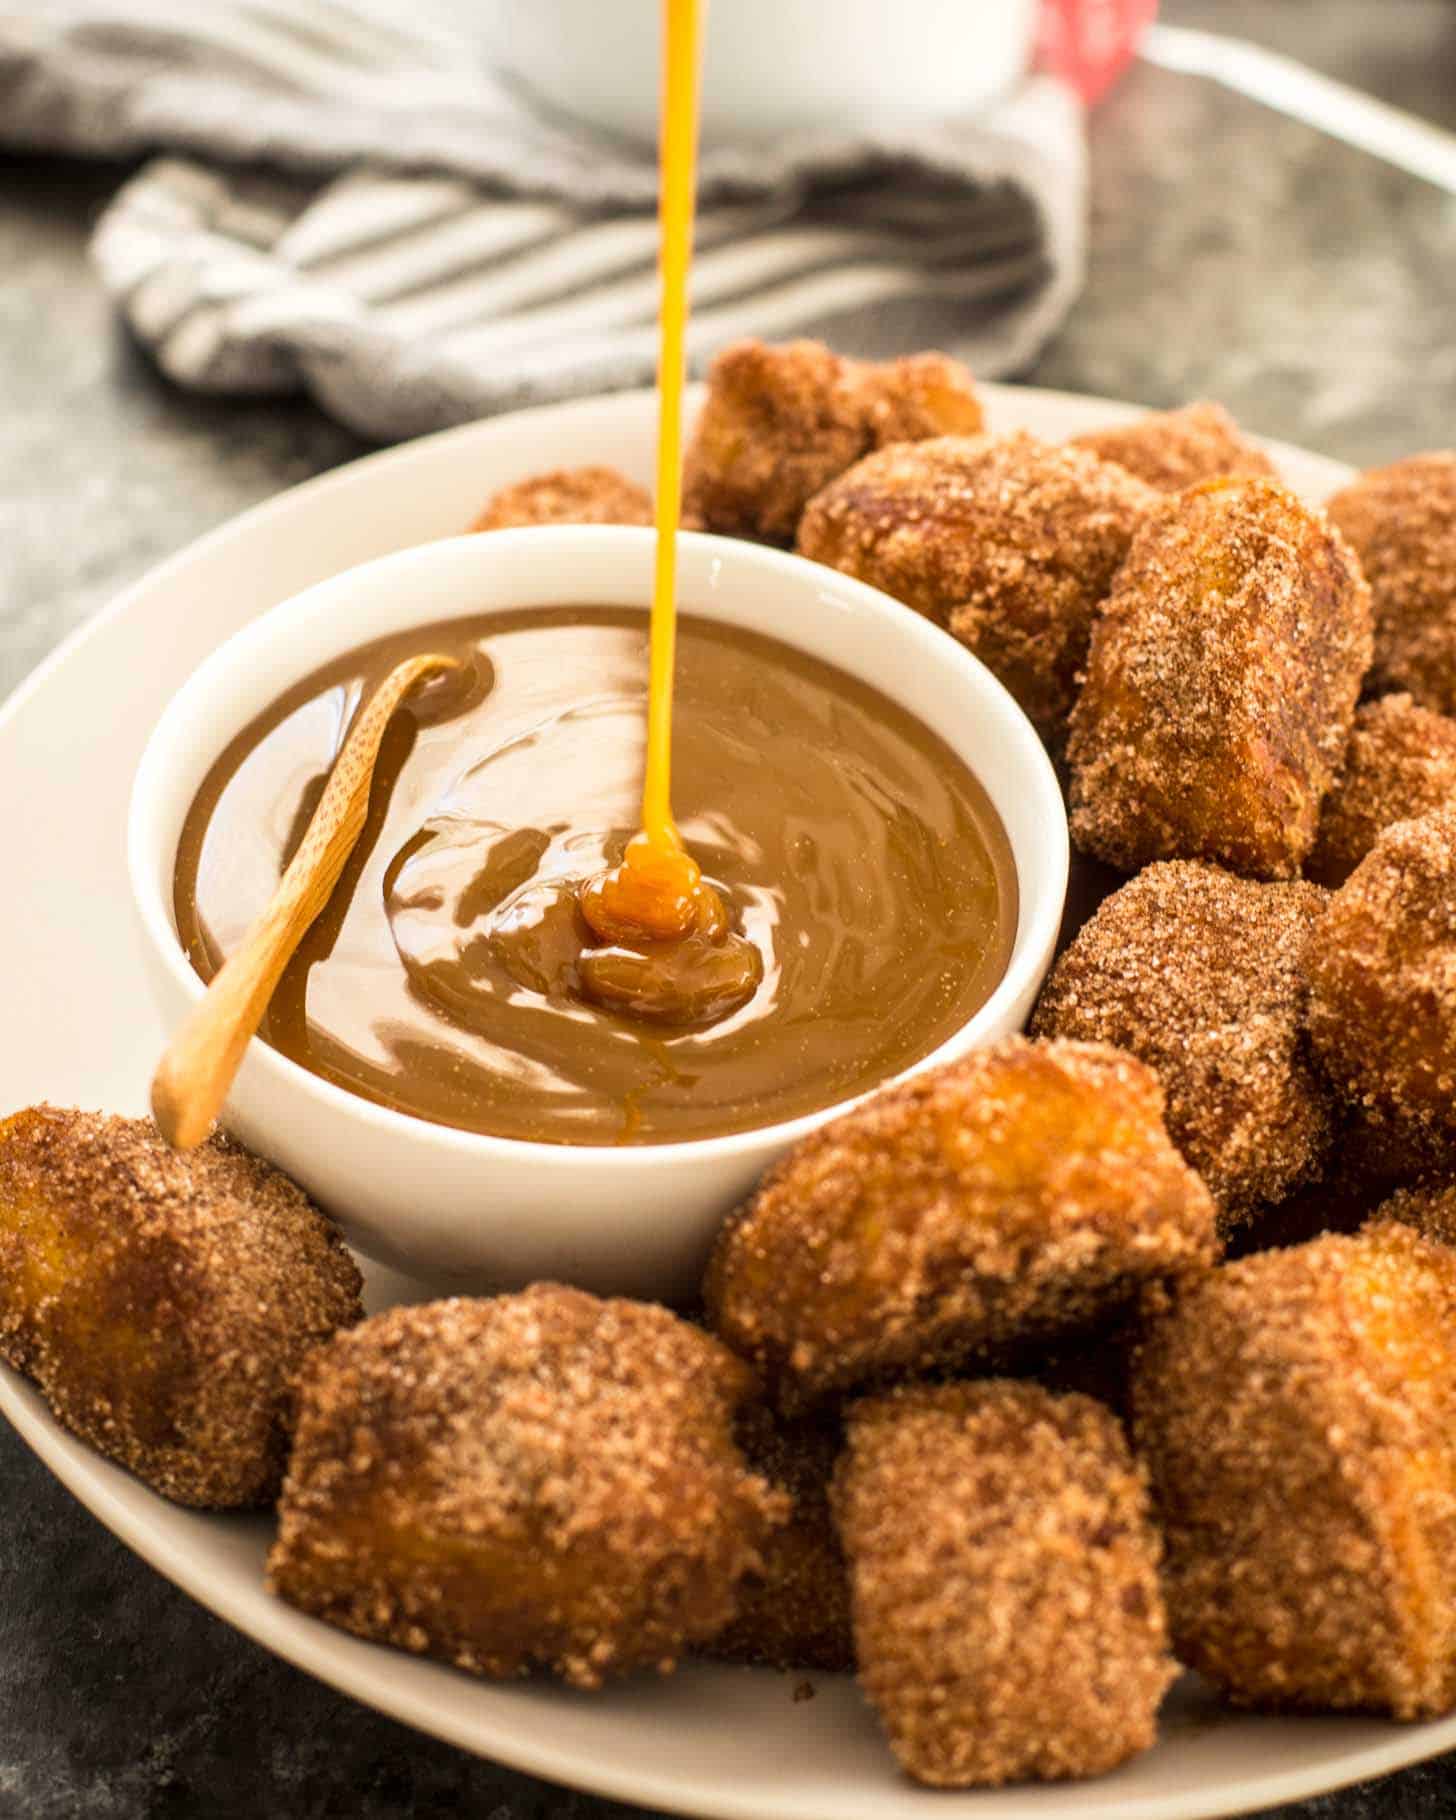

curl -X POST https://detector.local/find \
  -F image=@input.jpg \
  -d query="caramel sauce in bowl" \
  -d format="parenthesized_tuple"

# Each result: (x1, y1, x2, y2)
(129, 528, 1068, 1298)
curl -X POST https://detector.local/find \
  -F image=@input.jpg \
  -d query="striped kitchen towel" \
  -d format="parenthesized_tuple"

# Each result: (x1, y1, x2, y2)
(2, 1, 1087, 441)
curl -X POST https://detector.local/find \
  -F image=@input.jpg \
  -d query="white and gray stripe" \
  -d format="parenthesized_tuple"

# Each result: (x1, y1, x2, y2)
(3, 0, 1087, 440)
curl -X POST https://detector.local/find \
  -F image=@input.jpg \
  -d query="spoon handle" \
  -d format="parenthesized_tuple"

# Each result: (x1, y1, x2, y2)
(151, 651, 455, 1150)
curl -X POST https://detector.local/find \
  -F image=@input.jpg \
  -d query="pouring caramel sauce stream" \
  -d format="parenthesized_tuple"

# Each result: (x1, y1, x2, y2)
(575, 0, 762, 1027)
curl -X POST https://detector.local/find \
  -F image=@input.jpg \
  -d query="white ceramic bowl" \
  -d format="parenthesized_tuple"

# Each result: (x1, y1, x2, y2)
(129, 526, 1066, 1298)
(481, 0, 1039, 147)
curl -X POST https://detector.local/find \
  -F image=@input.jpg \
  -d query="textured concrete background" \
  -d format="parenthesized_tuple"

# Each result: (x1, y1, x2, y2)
(2, 2, 1455, 1814)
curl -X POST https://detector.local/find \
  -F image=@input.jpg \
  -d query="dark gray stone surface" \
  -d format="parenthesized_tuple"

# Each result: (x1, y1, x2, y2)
(2, 2, 1455, 1814)
(1035, 0, 1456, 469)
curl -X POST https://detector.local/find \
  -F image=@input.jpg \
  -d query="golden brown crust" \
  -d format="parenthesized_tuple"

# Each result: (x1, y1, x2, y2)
(835, 1381, 1174, 1787)
(1306, 807, 1456, 1161)
(682, 339, 982, 544)
(1131, 1226, 1456, 1719)
(1307, 694, 1456, 886)
(1371, 1181, 1456, 1249)
(706, 1406, 853, 1673)
(470, 465, 653, 532)
(1068, 478, 1373, 878)
(797, 431, 1154, 737)
(267, 1285, 786, 1687)
(1326, 452, 1456, 712)
(705, 1037, 1218, 1410)
(1032, 862, 1333, 1227)
(1071, 401, 1277, 493)
(0, 1106, 362, 1508)
(856, 351, 986, 447)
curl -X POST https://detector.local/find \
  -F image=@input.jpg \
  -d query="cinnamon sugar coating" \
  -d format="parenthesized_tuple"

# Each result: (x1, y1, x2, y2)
(1068, 478, 1373, 878)
(1308, 694, 1456, 886)
(707, 1405, 853, 1673)
(1032, 862, 1333, 1228)
(1132, 1225, 1456, 1719)
(1326, 452, 1456, 712)
(1306, 807, 1456, 1162)
(1372, 1181, 1456, 1249)
(470, 465, 652, 531)
(0, 1106, 362, 1508)
(705, 1038, 1218, 1410)
(797, 431, 1154, 737)
(268, 1285, 785, 1688)
(1071, 401, 1277, 493)
(835, 1381, 1174, 1787)
(683, 339, 982, 544)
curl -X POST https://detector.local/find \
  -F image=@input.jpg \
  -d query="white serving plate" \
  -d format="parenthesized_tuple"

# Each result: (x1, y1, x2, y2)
(3, 382, 1425, 1820)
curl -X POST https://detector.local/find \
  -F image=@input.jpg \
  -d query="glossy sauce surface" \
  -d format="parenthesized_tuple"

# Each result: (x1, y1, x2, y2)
(174, 609, 1016, 1145)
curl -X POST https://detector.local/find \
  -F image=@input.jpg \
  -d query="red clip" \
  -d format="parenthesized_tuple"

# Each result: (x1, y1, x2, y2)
(1037, 0, 1159, 103)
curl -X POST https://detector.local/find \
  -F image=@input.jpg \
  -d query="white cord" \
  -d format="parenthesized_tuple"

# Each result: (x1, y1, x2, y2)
(1141, 22, 1456, 196)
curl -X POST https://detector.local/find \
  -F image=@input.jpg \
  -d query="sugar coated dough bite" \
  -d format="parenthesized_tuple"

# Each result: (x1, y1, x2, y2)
(1133, 1224, 1456, 1719)
(0, 1107, 363, 1508)
(1307, 805, 1456, 1167)
(1070, 400, 1277, 492)
(705, 1036, 1218, 1410)
(1326, 451, 1456, 713)
(796, 430, 1155, 739)
(470, 464, 653, 531)
(682, 338, 983, 544)
(1032, 862, 1333, 1229)
(1307, 693, 1456, 886)
(834, 1381, 1175, 1787)
(1068, 477, 1372, 878)
(268, 1285, 786, 1687)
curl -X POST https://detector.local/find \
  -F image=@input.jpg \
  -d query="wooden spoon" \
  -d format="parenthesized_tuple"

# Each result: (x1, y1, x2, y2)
(151, 651, 458, 1150)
